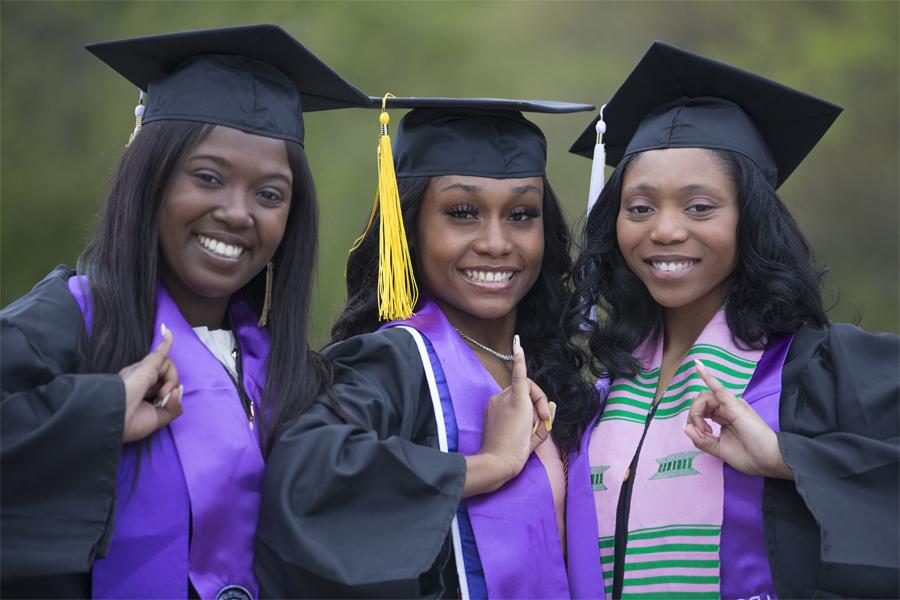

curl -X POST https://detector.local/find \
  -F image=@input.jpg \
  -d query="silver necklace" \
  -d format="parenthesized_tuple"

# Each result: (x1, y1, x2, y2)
(454, 328, 514, 362)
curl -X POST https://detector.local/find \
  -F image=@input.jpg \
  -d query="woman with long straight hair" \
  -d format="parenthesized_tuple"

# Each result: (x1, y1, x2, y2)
(256, 98, 604, 598)
(569, 42, 899, 599)
(0, 25, 369, 599)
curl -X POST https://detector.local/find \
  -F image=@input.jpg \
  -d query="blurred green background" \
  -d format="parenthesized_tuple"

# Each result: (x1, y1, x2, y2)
(2, 1, 898, 347)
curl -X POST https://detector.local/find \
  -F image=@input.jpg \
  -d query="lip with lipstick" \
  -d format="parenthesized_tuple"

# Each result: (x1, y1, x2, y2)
(645, 255, 700, 279)
(459, 267, 519, 289)
(196, 233, 248, 262)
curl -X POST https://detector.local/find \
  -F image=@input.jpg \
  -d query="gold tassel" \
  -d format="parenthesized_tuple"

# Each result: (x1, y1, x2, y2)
(258, 261, 273, 327)
(350, 94, 418, 321)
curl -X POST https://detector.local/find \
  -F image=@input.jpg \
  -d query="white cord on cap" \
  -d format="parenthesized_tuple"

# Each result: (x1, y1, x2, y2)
(586, 104, 607, 216)
(126, 89, 145, 147)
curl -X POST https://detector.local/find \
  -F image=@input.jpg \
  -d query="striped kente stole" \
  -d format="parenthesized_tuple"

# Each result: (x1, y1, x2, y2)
(589, 310, 763, 599)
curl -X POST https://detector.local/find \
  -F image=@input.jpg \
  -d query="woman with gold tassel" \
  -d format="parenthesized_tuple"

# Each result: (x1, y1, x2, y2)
(0, 25, 369, 598)
(255, 97, 605, 598)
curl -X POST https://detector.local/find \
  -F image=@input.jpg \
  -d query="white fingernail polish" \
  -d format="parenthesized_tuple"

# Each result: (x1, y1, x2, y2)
(161, 323, 168, 337)
(156, 391, 171, 409)
(513, 335, 521, 353)
(178, 384, 184, 399)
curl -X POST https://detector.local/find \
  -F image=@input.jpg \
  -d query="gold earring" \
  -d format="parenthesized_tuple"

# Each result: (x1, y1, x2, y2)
(258, 262, 273, 327)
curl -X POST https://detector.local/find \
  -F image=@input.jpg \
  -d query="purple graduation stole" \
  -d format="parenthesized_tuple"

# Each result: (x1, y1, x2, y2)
(385, 298, 604, 598)
(68, 277, 268, 599)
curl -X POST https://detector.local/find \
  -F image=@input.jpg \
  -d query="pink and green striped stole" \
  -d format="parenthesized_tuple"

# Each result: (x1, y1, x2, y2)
(589, 310, 763, 599)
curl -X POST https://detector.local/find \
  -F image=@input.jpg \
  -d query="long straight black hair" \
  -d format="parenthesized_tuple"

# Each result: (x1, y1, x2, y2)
(570, 149, 829, 381)
(77, 120, 330, 453)
(332, 176, 598, 452)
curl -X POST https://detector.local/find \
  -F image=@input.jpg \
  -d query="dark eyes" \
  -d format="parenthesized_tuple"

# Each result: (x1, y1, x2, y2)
(624, 201, 717, 216)
(194, 172, 221, 185)
(192, 172, 285, 204)
(445, 203, 478, 219)
(685, 203, 715, 213)
(443, 204, 540, 221)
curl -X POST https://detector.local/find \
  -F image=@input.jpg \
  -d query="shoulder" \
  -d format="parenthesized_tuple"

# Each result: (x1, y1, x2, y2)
(324, 327, 423, 368)
(782, 322, 899, 438)
(1, 266, 84, 388)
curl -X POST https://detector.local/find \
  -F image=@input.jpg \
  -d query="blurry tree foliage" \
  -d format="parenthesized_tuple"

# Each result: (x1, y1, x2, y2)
(2, 1, 897, 346)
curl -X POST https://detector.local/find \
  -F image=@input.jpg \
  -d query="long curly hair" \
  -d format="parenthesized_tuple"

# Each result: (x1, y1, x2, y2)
(570, 149, 829, 382)
(331, 176, 598, 452)
(78, 120, 331, 453)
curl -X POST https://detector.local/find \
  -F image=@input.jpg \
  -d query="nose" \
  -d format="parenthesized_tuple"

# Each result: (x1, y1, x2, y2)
(472, 217, 514, 257)
(649, 210, 688, 245)
(211, 188, 254, 229)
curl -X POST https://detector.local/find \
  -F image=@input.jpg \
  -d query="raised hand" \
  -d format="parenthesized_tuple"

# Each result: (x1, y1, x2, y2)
(463, 335, 553, 497)
(118, 323, 184, 443)
(684, 360, 792, 479)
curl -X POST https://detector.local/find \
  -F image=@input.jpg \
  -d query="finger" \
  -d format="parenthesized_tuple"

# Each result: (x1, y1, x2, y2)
(693, 360, 727, 396)
(688, 391, 716, 435)
(684, 422, 720, 458)
(141, 323, 174, 372)
(157, 384, 184, 424)
(547, 401, 557, 433)
(510, 335, 527, 394)
(528, 379, 551, 422)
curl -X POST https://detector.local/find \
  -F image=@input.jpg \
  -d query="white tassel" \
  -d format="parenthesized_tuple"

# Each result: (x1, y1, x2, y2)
(586, 104, 608, 215)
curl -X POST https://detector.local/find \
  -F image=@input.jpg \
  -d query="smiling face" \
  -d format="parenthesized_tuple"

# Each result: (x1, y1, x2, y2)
(158, 125, 292, 326)
(617, 148, 739, 317)
(415, 175, 545, 331)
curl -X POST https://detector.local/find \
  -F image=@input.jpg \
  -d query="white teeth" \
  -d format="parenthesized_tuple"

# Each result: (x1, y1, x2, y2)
(464, 270, 514, 283)
(198, 234, 244, 259)
(651, 261, 695, 272)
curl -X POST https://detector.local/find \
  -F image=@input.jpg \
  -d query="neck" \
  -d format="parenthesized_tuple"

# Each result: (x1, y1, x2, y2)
(160, 274, 230, 330)
(433, 298, 516, 357)
(662, 292, 725, 358)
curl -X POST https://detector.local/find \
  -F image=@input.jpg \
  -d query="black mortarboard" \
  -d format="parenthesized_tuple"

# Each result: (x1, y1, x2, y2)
(87, 24, 370, 145)
(570, 41, 842, 188)
(354, 95, 593, 322)
(377, 97, 594, 178)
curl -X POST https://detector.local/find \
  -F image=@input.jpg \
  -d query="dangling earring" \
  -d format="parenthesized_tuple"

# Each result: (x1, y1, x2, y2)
(126, 89, 145, 147)
(258, 262, 274, 327)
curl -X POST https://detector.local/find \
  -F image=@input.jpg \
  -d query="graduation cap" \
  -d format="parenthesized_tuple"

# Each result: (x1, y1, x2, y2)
(87, 24, 370, 146)
(354, 95, 594, 322)
(570, 41, 842, 204)
(378, 96, 594, 178)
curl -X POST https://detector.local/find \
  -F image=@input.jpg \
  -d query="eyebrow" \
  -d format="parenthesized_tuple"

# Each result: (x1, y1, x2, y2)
(188, 154, 292, 185)
(622, 183, 721, 195)
(439, 183, 482, 194)
(512, 184, 542, 196)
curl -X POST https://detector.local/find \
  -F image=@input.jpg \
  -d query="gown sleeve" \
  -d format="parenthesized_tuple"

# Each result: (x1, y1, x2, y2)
(769, 323, 899, 598)
(255, 327, 467, 598)
(1, 268, 125, 583)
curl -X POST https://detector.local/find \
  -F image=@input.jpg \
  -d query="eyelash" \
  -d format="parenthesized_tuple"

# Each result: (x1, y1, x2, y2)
(443, 204, 541, 221)
(445, 203, 478, 219)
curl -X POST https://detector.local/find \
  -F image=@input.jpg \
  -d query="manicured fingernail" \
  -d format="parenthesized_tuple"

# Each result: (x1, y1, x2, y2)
(532, 420, 539, 435)
(156, 391, 171, 409)
(694, 359, 705, 372)
(177, 384, 184, 400)
(546, 401, 557, 431)
(513, 335, 521, 354)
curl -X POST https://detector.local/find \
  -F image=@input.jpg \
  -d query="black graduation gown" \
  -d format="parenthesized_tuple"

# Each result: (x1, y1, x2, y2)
(254, 328, 467, 598)
(766, 323, 899, 598)
(1, 267, 124, 598)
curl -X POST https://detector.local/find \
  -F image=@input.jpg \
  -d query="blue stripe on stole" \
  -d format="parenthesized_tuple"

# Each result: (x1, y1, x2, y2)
(423, 336, 488, 600)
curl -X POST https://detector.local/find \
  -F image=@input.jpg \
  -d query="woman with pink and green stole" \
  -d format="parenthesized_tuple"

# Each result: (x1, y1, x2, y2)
(568, 42, 899, 599)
